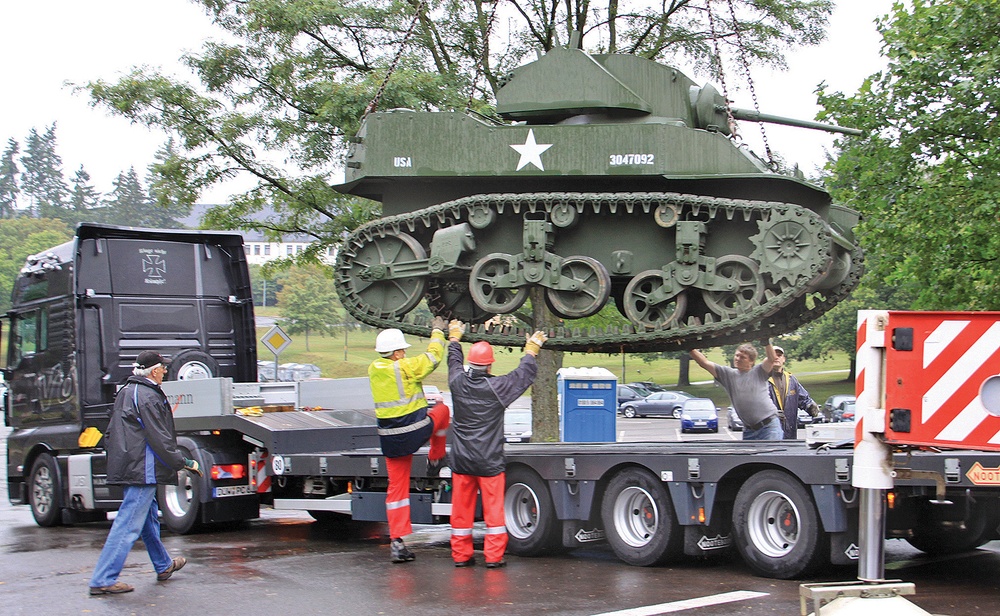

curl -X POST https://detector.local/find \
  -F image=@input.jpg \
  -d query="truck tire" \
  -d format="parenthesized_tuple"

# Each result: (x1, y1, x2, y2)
(601, 467, 683, 566)
(732, 469, 827, 579)
(29, 453, 62, 527)
(505, 466, 560, 555)
(158, 452, 203, 534)
(167, 350, 220, 381)
(906, 501, 1000, 555)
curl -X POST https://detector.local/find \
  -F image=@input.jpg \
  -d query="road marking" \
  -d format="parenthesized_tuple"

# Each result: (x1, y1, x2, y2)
(590, 590, 769, 615)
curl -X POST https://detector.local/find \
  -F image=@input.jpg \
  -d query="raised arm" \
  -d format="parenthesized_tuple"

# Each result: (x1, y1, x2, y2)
(759, 339, 777, 373)
(689, 349, 718, 379)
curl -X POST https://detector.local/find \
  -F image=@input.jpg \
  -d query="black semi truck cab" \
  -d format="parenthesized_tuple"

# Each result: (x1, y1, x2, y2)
(2, 223, 257, 526)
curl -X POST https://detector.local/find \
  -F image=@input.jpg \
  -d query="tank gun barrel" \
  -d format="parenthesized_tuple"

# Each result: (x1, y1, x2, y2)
(728, 107, 863, 137)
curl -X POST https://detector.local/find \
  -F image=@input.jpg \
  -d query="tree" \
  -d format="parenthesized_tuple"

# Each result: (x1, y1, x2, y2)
(83, 0, 835, 441)
(0, 218, 74, 312)
(818, 0, 1000, 310)
(100, 167, 151, 226)
(20, 124, 69, 217)
(147, 138, 197, 225)
(275, 264, 341, 351)
(69, 166, 101, 220)
(0, 138, 20, 218)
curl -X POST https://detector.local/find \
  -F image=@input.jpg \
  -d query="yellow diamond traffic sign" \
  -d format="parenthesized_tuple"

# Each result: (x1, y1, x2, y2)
(261, 325, 292, 355)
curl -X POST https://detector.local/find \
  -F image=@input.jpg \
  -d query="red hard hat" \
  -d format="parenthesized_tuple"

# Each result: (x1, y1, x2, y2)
(467, 341, 495, 366)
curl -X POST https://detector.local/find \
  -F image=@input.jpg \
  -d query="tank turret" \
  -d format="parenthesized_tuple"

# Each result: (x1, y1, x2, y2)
(333, 47, 863, 352)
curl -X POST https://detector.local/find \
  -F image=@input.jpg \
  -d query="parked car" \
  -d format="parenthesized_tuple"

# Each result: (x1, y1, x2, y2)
(423, 385, 444, 406)
(835, 400, 856, 422)
(627, 381, 666, 393)
(617, 384, 652, 409)
(823, 394, 857, 422)
(620, 390, 695, 419)
(680, 398, 719, 433)
(726, 406, 743, 431)
(504, 408, 532, 443)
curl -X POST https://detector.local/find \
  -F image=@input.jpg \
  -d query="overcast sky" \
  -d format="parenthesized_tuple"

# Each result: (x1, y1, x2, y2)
(1, 0, 895, 204)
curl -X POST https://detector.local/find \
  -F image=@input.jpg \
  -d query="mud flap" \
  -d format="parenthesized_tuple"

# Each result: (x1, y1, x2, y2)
(683, 524, 734, 558)
(561, 519, 607, 549)
(829, 512, 860, 565)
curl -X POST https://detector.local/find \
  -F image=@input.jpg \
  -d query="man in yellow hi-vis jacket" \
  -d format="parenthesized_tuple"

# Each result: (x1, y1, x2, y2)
(368, 316, 450, 563)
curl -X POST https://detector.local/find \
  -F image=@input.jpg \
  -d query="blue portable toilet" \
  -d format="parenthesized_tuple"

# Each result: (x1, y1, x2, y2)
(558, 367, 617, 442)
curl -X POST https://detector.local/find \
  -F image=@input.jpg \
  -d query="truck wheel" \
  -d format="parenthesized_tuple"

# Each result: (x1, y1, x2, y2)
(29, 453, 62, 527)
(601, 467, 682, 566)
(732, 469, 827, 579)
(622, 406, 636, 419)
(167, 350, 220, 381)
(906, 501, 1000, 555)
(505, 466, 560, 555)
(158, 457, 203, 534)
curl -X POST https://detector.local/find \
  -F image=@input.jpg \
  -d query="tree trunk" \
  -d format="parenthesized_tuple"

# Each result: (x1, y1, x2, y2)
(529, 288, 564, 442)
(677, 353, 691, 386)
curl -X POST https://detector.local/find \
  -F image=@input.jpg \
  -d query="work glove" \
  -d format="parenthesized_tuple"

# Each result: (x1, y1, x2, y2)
(183, 458, 203, 477)
(430, 316, 447, 331)
(524, 330, 548, 356)
(808, 402, 821, 418)
(448, 319, 465, 342)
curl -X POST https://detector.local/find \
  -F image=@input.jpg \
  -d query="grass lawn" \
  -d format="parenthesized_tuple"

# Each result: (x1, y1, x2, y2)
(256, 323, 856, 409)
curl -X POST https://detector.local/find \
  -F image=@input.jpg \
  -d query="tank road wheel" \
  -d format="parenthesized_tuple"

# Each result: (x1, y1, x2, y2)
(29, 453, 62, 527)
(345, 232, 427, 317)
(703, 255, 765, 319)
(470, 253, 528, 314)
(545, 256, 611, 319)
(505, 466, 560, 555)
(426, 280, 493, 324)
(601, 467, 683, 566)
(622, 271, 687, 330)
(158, 449, 203, 534)
(732, 470, 827, 579)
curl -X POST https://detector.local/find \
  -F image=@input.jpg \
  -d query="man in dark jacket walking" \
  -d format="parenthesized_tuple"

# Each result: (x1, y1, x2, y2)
(88, 351, 201, 595)
(446, 320, 546, 568)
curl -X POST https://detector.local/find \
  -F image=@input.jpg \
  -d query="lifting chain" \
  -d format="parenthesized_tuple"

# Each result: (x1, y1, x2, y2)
(360, 0, 427, 126)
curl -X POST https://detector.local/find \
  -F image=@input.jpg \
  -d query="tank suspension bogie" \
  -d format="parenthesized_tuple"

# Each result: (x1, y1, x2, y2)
(334, 192, 861, 353)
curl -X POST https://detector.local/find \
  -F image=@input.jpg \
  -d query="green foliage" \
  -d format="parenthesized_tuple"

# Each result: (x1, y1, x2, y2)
(274, 263, 342, 350)
(818, 0, 1000, 310)
(21, 124, 69, 217)
(0, 218, 73, 312)
(0, 138, 20, 218)
(69, 166, 100, 216)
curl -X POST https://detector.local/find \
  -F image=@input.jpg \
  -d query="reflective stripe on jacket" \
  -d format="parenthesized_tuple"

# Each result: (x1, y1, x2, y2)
(368, 329, 445, 420)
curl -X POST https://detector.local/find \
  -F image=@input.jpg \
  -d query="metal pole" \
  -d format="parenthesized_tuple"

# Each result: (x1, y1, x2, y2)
(858, 488, 886, 582)
(273, 351, 279, 381)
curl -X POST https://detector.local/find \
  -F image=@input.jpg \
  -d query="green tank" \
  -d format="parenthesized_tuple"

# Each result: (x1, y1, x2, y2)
(333, 47, 863, 352)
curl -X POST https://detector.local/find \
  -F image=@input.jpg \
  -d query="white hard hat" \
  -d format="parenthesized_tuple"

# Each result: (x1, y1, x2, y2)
(375, 328, 411, 353)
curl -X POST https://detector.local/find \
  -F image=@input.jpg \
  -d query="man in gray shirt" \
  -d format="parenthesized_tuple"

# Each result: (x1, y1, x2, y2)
(690, 341, 782, 440)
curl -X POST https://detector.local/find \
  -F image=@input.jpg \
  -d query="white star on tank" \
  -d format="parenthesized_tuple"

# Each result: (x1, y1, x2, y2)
(509, 129, 553, 171)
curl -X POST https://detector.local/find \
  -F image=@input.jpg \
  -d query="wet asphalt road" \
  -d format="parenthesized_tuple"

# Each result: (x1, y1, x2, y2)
(6, 422, 1000, 615)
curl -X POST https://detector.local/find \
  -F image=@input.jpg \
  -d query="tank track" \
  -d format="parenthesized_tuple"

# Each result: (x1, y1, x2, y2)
(335, 192, 862, 353)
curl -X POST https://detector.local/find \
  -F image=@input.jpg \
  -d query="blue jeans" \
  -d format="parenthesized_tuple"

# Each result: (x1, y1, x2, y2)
(89, 485, 172, 588)
(743, 415, 783, 441)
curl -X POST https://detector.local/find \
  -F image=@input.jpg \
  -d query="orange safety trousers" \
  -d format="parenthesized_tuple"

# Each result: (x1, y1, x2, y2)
(385, 403, 450, 539)
(450, 472, 507, 564)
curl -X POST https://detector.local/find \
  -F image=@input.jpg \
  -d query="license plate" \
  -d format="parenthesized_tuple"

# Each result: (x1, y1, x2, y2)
(214, 485, 253, 498)
(695, 421, 705, 426)
(507, 437, 522, 443)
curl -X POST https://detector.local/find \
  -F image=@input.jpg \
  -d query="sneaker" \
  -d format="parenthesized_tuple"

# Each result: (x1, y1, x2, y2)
(156, 557, 187, 581)
(485, 559, 507, 569)
(454, 557, 476, 568)
(390, 538, 415, 563)
(89, 581, 134, 595)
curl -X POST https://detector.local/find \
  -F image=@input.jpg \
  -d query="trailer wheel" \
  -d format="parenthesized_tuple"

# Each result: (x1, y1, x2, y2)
(505, 467, 560, 555)
(732, 469, 827, 579)
(906, 501, 1000, 555)
(167, 350, 220, 381)
(159, 455, 203, 534)
(601, 467, 683, 566)
(29, 453, 62, 527)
